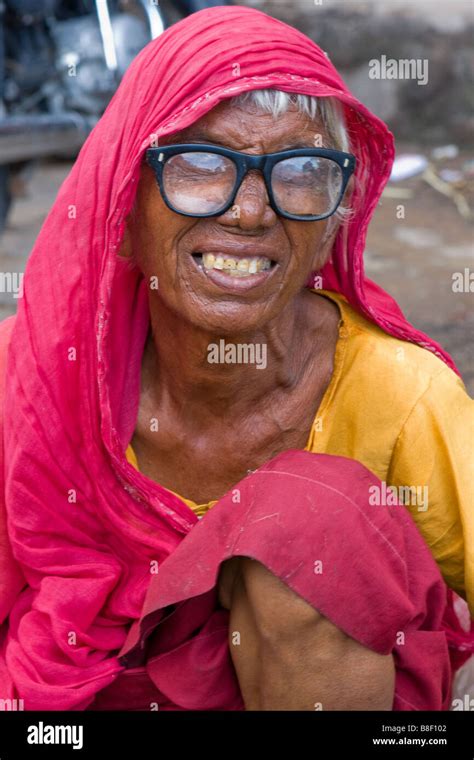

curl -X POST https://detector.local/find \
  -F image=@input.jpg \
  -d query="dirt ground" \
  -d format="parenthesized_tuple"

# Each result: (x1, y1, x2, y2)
(0, 150, 473, 394)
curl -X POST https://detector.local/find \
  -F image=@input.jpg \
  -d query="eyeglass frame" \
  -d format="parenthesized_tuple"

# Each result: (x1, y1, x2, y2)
(145, 143, 356, 222)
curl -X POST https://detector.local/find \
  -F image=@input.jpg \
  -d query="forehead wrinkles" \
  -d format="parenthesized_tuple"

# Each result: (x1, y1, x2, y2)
(162, 104, 327, 152)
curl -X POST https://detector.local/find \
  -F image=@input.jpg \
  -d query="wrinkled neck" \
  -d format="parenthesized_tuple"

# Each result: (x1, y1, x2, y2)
(142, 290, 329, 415)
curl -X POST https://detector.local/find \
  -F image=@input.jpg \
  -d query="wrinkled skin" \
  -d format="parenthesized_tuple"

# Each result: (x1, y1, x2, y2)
(124, 100, 342, 502)
(122, 99, 394, 711)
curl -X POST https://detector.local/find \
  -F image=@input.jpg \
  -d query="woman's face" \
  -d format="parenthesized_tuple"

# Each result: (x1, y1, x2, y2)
(128, 99, 341, 334)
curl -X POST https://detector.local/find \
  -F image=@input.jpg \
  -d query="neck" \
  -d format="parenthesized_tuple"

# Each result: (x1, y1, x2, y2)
(142, 290, 333, 418)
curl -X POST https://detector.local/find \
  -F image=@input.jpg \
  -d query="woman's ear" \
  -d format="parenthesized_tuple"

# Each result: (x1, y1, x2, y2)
(344, 175, 355, 205)
(310, 215, 341, 274)
(315, 172, 355, 268)
(320, 217, 340, 260)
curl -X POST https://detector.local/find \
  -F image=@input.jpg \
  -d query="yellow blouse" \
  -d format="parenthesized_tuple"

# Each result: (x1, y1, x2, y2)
(126, 290, 474, 616)
(126, 443, 218, 517)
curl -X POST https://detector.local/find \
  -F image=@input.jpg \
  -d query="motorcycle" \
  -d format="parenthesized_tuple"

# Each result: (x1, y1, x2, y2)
(0, 0, 230, 231)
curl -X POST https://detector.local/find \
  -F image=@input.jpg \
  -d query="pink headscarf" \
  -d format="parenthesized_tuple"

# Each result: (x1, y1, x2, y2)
(0, 6, 462, 709)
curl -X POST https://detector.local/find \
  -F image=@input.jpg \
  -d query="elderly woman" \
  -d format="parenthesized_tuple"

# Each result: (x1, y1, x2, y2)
(0, 6, 472, 712)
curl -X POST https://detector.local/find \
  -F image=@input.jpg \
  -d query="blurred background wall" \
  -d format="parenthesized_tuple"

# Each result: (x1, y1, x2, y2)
(255, 0, 474, 144)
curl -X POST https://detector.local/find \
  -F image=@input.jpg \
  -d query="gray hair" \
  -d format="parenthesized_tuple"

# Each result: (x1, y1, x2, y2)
(229, 89, 353, 223)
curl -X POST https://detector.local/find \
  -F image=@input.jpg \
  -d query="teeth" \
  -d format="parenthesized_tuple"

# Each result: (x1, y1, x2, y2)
(199, 253, 273, 277)
(203, 253, 215, 268)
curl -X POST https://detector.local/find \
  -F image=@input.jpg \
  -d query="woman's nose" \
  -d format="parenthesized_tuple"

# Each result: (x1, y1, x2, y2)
(216, 171, 277, 230)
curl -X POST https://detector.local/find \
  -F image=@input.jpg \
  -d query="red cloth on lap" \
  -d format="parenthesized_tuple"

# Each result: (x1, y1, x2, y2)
(91, 450, 451, 711)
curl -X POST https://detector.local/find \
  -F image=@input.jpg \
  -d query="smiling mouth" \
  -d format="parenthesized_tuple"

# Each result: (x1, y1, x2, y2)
(192, 252, 278, 278)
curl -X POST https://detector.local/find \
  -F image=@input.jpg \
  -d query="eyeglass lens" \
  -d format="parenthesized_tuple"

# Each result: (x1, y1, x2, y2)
(162, 151, 344, 218)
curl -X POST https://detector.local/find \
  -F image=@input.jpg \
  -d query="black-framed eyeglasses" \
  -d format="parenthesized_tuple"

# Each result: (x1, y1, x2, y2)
(145, 144, 356, 222)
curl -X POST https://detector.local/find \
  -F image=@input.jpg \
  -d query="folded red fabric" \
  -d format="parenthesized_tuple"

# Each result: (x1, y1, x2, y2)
(91, 451, 451, 711)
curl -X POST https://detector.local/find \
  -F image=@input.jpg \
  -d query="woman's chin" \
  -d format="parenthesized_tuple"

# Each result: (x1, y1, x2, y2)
(184, 302, 272, 337)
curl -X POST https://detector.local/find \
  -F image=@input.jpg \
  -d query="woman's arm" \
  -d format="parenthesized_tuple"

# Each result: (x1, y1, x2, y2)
(387, 366, 474, 616)
(218, 557, 395, 711)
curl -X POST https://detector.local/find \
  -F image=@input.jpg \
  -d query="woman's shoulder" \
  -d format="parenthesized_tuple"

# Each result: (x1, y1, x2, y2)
(321, 290, 470, 410)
